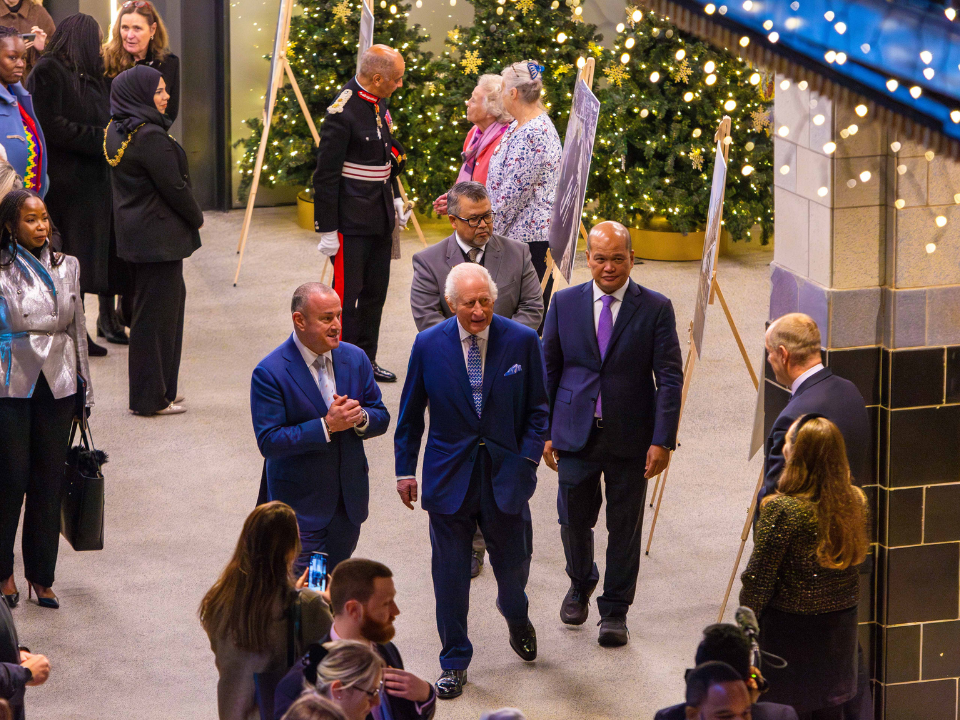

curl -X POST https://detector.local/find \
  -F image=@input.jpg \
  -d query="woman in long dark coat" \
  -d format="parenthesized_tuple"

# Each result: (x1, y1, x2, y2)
(26, 14, 127, 354)
(105, 65, 202, 416)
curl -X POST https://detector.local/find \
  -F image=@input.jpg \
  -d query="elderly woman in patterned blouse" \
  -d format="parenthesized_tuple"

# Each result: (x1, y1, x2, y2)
(486, 60, 561, 322)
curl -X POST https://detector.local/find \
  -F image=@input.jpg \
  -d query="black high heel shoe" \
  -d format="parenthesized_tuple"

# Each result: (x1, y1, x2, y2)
(87, 333, 107, 357)
(28, 582, 59, 609)
(96, 315, 129, 345)
(2, 577, 18, 608)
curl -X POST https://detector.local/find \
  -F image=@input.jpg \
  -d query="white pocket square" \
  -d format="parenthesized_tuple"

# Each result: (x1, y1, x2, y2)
(505, 364, 522, 376)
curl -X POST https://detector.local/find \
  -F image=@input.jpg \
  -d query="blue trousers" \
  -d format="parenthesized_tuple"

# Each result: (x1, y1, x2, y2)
(294, 493, 361, 575)
(428, 448, 532, 670)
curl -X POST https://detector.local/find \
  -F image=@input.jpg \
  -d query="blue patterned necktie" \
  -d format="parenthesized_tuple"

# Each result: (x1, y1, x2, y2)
(468, 335, 483, 417)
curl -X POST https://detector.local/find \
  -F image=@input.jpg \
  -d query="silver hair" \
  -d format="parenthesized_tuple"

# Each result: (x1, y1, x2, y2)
(291, 282, 338, 314)
(475, 74, 513, 124)
(501, 60, 543, 105)
(447, 181, 489, 217)
(358, 47, 398, 79)
(444, 262, 498, 306)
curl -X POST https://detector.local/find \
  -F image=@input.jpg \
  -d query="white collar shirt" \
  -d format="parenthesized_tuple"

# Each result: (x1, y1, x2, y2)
(592, 280, 629, 332)
(458, 320, 490, 377)
(791, 362, 824, 395)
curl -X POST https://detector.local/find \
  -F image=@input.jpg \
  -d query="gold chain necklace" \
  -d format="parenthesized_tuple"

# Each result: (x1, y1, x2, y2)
(103, 119, 147, 167)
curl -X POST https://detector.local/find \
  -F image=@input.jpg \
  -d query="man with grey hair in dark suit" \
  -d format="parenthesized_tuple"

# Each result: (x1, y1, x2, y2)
(410, 181, 543, 334)
(410, 180, 543, 578)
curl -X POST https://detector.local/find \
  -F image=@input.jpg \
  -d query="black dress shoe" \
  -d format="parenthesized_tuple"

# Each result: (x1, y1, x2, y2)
(470, 550, 484, 579)
(560, 582, 597, 625)
(2, 591, 18, 608)
(435, 669, 466, 699)
(597, 616, 629, 647)
(87, 333, 107, 357)
(508, 622, 537, 661)
(371, 363, 397, 382)
(96, 316, 129, 345)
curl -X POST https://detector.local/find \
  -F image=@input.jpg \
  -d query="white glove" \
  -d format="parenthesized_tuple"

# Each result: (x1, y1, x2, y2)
(317, 230, 340, 257)
(394, 198, 413, 229)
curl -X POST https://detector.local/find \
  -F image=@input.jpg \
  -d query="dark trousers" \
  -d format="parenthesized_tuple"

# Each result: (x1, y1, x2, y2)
(428, 448, 532, 670)
(527, 241, 554, 335)
(557, 425, 648, 618)
(129, 260, 186, 414)
(294, 493, 362, 575)
(332, 233, 391, 364)
(0, 375, 76, 587)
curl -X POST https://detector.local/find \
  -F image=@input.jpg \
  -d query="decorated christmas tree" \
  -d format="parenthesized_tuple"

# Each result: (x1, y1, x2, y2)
(401, 0, 607, 209)
(235, 0, 433, 201)
(588, 8, 773, 242)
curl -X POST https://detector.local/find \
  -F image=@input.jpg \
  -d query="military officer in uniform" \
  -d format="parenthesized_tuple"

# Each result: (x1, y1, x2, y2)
(314, 44, 411, 383)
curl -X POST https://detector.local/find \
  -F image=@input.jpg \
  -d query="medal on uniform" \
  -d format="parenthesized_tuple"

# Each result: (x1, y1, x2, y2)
(374, 103, 382, 139)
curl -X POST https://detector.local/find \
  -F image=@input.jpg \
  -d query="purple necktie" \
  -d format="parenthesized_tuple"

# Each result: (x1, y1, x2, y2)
(596, 295, 614, 417)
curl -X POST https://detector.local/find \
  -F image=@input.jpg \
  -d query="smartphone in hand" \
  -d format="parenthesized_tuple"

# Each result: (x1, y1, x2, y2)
(308, 552, 328, 593)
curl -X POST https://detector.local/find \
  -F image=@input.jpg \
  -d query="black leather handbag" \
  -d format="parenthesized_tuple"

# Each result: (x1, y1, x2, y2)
(61, 378, 106, 551)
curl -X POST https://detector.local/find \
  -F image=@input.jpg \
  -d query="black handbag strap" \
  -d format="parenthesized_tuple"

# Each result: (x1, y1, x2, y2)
(68, 413, 103, 474)
(287, 591, 302, 667)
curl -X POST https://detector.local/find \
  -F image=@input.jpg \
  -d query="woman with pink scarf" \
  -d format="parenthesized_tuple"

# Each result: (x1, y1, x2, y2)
(432, 74, 512, 215)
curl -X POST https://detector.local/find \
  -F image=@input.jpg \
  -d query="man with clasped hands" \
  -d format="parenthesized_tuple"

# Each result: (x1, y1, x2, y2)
(393, 263, 548, 700)
(250, 283, 389, 572)
(541, 221, 684, 648)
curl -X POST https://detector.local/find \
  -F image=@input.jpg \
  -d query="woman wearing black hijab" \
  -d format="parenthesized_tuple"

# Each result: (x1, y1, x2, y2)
(27, 14, 127, 355)
(105, 64, 202, 417)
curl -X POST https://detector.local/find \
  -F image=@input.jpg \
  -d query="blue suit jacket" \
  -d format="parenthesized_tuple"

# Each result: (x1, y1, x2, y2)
(760, 367, 871, 504)
(542, 279, 684, 459)
(250, 335, 389, 531)
(394, 315, 549, 515)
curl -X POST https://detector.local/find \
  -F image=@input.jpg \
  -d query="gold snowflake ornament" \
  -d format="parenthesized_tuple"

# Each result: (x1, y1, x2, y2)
(553, 62, 573, 78)
(461, 49, 482, 75)
(447, 29, 460, 44)
(604, 64, 628, 87)
(751, 108, 771, 133)
(423, 81, 437, 94)
(671, 58, 692, 84)
(332, 0, 352, 24)
(691, 148, 704, 170)
(516, 0, 535, 15)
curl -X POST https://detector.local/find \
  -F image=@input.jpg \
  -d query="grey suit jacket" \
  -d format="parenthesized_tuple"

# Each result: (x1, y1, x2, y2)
(410, 232, 543, 332)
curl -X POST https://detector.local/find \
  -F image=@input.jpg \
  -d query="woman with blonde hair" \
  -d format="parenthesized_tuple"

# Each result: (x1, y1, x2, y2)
(486, 60, 560, 323)
(200, 501, 331, 720)
(433, 74, 513, 214)
(740, 414, 869, 719)
(280, 692, 347, 720)
(314, 640, 386, 720)
(102, 0, 179, 122)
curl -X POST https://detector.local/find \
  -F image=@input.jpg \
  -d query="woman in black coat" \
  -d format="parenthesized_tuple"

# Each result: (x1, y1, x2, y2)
(105, 65, 201, 416)
(26, 14, 128, 354)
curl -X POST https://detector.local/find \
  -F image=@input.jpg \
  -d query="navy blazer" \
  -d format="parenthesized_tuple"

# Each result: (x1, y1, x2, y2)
(394, 314, 549, 515)
(655, 701, 799, 720)
(542, 279, 684, 458)
(250, 335, 389, 531)
(760, 367, 871, 504)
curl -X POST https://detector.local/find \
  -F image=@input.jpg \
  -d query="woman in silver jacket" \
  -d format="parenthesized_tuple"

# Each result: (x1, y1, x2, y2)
(0, 188, 93, 610)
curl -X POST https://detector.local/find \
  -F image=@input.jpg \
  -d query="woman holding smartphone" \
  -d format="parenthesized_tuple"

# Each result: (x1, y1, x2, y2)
(199, 501, 332, 720)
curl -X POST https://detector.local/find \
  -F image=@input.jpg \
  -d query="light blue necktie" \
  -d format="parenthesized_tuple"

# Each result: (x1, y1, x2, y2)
(468, 335, 482, 417)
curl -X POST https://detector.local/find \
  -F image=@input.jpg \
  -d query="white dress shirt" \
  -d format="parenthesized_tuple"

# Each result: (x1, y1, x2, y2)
(455, 231, 486, 264)
(790, 362, 824, 395)
(292, 333, 368, 438)
(592, 280, 629, 332)
(458, 320, 490, 376)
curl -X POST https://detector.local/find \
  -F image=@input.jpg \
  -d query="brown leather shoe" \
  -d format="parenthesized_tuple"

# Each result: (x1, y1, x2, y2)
(560, 582, 596, 625)
(598, 616, 629, 647)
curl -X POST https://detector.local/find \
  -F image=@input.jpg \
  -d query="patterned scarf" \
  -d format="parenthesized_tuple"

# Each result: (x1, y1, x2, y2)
(17, 104, 42, 192)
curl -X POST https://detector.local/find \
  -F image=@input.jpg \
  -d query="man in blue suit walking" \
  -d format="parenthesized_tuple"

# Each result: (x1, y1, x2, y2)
(251, 283, 389, 571)
(394, 262, 549, 700)
(541, 221, 684, 647)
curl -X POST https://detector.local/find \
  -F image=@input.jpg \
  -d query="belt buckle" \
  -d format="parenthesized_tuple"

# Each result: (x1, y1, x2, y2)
(594, 418, 603, 429)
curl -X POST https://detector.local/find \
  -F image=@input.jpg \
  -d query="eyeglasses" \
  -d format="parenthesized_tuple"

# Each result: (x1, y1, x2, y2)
(353, 679, 384, 700)
(122, 1, 152, 8)
(450, 211, 496, 228)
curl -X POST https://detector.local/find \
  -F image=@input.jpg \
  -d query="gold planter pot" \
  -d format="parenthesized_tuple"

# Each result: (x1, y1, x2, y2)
(296, 191, 313, 231)
(629, 226, 706, 262)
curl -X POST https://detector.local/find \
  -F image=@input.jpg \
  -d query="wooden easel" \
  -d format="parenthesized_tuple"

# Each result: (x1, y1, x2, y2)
(643, 117, 760, 558)
(541, 57, 595, 292)
(234, 0, 320, 285)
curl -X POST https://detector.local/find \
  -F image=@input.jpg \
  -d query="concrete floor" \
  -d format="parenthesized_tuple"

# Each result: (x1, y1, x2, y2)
(11, 208, 773, 719)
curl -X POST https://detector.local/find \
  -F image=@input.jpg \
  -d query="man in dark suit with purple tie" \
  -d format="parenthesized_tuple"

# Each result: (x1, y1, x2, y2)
(541, 221, 683, 647)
